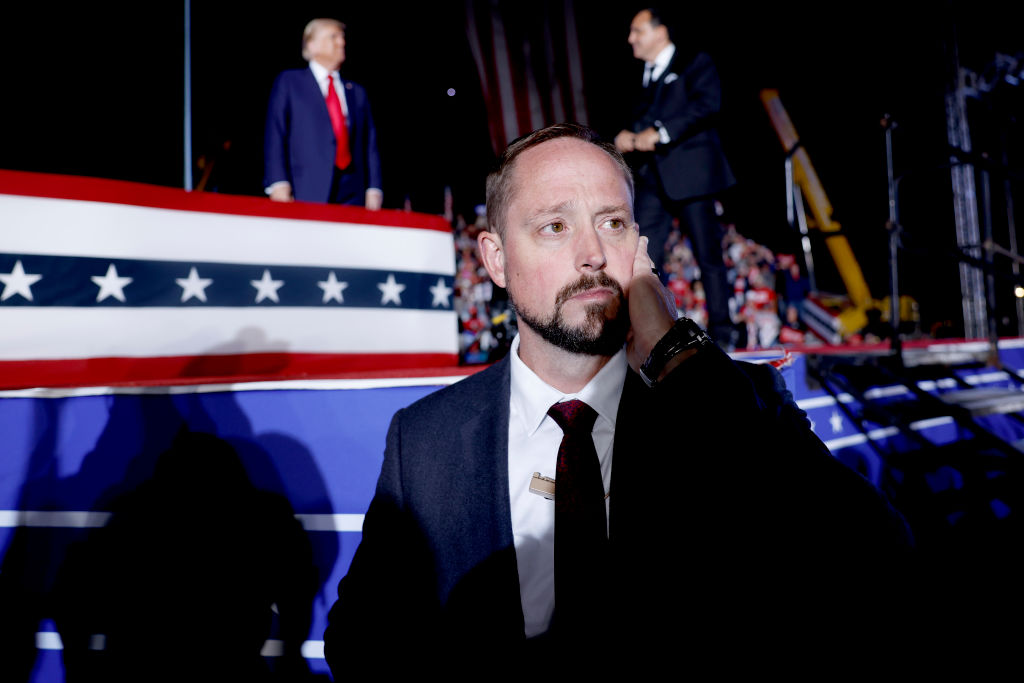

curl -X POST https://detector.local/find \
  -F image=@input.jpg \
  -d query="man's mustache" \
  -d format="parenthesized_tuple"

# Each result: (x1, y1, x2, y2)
(554, 271, 624, 306)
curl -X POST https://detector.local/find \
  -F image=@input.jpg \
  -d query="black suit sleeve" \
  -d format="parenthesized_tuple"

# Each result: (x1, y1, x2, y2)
(628, 346, 916, 657)
(656, 344, 913, 552)
(323, 409, 441, 676)
(646, 52, 724, 145)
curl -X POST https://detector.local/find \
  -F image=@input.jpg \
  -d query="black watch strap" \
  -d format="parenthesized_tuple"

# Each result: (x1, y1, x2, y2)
(638, 317, 712, 387)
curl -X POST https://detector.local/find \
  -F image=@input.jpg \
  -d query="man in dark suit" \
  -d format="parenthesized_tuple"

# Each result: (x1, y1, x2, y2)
(615, 7, 735, 346)
(324, 123, 912, 676)
(264, 18, 382, 208)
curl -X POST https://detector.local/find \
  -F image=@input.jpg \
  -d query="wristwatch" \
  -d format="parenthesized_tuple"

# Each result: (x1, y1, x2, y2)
(638, 317, 712, 387)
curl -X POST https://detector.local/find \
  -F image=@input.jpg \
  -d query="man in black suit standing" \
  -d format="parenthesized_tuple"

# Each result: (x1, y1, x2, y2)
(615, 7, 736, 347)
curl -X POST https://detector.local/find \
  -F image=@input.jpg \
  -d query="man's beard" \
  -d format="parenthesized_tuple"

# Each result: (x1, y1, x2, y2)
(509, 271, 629, 356)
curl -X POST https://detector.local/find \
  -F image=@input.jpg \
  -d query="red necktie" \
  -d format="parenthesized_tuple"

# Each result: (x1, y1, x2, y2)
(547, 399, 607, 639)
(325, 74, 351, 170)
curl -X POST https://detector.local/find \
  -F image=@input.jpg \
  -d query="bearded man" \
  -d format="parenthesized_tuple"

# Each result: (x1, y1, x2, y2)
(323, 123, 913, 677)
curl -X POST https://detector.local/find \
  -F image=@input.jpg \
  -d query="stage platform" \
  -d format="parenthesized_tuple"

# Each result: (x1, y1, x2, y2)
(2, 337, 1023, 681)
(4, 171, 1022, 680)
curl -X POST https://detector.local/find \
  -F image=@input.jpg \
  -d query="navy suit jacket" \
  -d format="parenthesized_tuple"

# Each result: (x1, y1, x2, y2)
(324, 345, 913, 673)
(627, 50, 735, 202)
(263, 67, 381, 203)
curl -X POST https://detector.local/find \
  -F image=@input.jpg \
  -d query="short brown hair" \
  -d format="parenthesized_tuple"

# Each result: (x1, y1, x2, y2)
(485, 123, 634, 238)
(301, 18, 345, 60)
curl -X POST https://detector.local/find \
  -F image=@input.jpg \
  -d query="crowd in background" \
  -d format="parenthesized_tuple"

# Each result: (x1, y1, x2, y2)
(453, 202, 814, 365)
(453, 209, 517, 364)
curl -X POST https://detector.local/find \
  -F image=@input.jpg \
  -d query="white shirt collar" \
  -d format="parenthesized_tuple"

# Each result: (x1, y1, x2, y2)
(308, 60, 340, 86)
(508, 334, 627, 438)
(648, 43, 676, 81)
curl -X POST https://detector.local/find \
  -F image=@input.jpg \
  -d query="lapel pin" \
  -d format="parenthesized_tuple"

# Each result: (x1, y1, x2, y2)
(529, 472, 555, 500)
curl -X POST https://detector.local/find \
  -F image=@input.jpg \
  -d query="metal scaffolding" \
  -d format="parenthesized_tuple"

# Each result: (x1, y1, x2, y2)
(945, 65, 988, 339)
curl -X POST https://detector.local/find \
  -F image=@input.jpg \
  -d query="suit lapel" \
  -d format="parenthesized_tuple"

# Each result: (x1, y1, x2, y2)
(608, 369, 648, 540)
(439, 357, 524, 637)
(301, 68, 333, 131)
(458, 357, 514, 545)
(339, 79, 358, 133)
(648, 52, 679, 107)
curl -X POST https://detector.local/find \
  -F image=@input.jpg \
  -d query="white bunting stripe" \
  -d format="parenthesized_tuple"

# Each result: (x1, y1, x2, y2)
(0, 510, 364, 531)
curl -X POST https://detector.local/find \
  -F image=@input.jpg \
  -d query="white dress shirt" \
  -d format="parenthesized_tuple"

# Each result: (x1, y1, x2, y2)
(646, 43, 676, 85)
(507, 334, 627, 637)
(308, 60, 350, 117)
(645, 43, 676, 144)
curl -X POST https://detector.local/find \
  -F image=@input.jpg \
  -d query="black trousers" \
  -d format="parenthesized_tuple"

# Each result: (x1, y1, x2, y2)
(634, 180, 732, 341)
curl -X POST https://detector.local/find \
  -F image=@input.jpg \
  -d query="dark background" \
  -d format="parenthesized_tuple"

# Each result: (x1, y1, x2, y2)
(3, 1, 1023, 338)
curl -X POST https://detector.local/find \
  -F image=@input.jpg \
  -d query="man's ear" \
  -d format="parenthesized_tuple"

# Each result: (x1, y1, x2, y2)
(477, 230, 507, 288)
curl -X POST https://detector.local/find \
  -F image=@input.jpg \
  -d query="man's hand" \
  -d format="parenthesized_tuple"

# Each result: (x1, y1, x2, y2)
(269, 183, 294, 202)
(364, 189, 383, 211)
(614, 130, 636, 153)
(626, 236, 679, 375)
(633, 127, 660, 152)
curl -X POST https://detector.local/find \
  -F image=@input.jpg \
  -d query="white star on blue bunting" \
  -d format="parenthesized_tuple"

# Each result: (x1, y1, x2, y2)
(91, 264, 133, 303)
(251, 269, 284, 303)
(429, 277, 453, 308)
(377, 274, 406, 306)
(318, 271, 349, 303)
(175, 267, 213, 303)
(0, 260, 43, 302)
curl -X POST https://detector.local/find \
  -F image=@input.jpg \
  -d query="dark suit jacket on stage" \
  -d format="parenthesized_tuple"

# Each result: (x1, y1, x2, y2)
(324, 344, 913, 673)
(263, 67, 381, 204)
(628, 50, 735, 201)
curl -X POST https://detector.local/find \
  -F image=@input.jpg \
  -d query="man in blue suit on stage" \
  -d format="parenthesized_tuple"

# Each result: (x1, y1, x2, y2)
(264, 18, 382, 209)
(323, 123, 913, 675)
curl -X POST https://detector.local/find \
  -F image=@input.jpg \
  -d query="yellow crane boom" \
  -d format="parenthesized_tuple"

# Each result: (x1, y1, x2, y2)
(760, 88, 873, 339)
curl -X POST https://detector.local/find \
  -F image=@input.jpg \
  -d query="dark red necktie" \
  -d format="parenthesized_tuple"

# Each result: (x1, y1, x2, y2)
(547, 399, 608, 637)
(325, 74, 351, 170)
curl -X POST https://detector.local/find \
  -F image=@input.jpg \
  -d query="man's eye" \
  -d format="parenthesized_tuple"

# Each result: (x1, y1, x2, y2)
(603, 219, 624, 230)
(542, 222, 566, 234)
